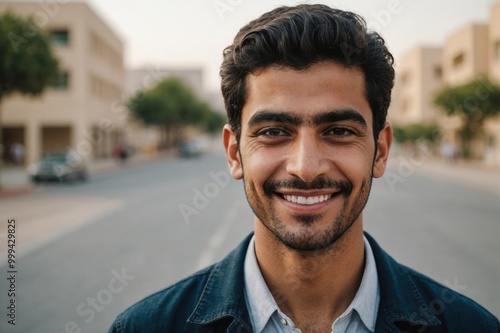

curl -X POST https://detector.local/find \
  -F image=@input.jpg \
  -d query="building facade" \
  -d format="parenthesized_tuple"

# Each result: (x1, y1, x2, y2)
(487, 1, 500, 164)
(389, 46, 443, 125)
(0, 1, 127, 166)
(442, 23, 489, 85)
(390, 1, 500, 165)
(439, 23, 489, 158)
(491, 2, 500, 82)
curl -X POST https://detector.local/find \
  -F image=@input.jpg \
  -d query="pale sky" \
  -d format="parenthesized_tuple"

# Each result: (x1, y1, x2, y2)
(88, 0, 496, 93)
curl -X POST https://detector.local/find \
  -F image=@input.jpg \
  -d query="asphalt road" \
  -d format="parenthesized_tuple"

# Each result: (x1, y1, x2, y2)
(0, 151, 499, 332)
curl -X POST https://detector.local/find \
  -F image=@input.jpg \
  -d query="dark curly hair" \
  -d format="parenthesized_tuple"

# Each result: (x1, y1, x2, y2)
(220, 4, 395, 141)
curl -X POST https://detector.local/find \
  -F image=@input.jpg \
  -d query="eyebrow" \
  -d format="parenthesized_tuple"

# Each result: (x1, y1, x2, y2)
(247, 108, 368, 129)
(247, 111, 302, 128)
(312, 109, 367, 129)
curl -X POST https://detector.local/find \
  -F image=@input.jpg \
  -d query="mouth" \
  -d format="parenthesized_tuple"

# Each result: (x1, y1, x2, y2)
(274, 190, 342, 212)
(273, 191, 341, 216)
(281, 193, 333, 205)
(264, 178, 349, 213)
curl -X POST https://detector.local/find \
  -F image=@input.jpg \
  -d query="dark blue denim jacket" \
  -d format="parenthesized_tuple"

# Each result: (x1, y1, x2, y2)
(108, 233, 499, 332)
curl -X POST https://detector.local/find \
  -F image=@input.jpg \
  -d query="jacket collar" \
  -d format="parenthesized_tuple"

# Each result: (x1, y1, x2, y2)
(187, 233, 254, 332)
(186, 232, 442, 332)
(364, 233, 441, 332)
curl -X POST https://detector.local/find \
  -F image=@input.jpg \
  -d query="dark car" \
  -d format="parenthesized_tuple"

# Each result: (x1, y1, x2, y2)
(28, 151, 88, 183)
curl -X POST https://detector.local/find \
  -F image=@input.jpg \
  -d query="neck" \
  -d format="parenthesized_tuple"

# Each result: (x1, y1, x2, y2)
(254, 219, 365, 328)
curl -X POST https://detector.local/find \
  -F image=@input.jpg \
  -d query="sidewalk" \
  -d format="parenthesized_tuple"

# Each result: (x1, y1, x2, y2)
(0, 149, 177, 198)
(388, 155, 500, 196)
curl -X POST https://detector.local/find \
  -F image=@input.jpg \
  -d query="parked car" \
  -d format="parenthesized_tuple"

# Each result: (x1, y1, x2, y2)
(178, 140, 202, 158)
(177, 137, 211, 158)
(28, 151, 88, 183)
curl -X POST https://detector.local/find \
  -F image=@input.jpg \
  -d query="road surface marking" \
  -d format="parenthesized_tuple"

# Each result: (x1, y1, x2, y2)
(194, 199, 241, 270)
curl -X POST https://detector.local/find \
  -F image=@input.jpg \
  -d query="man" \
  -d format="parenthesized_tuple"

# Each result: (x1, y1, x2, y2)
(108, 4, 499, 332)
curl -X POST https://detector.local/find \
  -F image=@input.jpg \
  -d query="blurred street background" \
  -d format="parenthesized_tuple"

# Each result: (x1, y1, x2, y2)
(1, 0, 500, 332)
(0, 147, 499, 332)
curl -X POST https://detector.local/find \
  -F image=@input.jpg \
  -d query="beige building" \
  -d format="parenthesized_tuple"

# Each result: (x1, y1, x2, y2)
(126, 68, 204, 99)
(391, 1, 500, 164)
(491, 2, 500, 82)
(487, 1, 500, 164)
(442, 23, 489, 85)
(439, 23, 490, 158)
(0, 1, 127, 166)
(442, 18, 500, 164)
(389, 46, 443, 125)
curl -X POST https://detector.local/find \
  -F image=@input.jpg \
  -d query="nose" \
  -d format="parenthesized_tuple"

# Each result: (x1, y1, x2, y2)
(285, 132, 330, 183)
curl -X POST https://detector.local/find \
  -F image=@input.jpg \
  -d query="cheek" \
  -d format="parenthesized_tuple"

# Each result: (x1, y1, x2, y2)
(242, 145, 285, 179)
(329, 147, 375, 191)
(246, 160, 278, 188)
(331, 145, 374, 170)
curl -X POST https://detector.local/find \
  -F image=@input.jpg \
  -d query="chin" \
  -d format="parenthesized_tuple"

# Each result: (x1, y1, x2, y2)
(273, 221, 345, 252)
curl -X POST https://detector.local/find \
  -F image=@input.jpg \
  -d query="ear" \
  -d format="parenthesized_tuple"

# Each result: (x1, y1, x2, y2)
(223, 124, 243, 180)
(373, 121, 393, 178)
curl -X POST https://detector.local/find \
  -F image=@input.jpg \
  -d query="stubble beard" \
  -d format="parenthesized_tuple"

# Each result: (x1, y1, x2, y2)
(242, 171, 374, 252)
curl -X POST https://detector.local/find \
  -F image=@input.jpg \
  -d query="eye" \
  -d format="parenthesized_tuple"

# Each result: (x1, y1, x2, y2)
(258, 127, 288, 137)
(326, 127, 355, 137)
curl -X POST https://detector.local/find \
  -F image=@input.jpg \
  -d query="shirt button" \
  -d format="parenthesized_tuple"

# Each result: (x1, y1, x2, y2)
(281, 318, 288, 326)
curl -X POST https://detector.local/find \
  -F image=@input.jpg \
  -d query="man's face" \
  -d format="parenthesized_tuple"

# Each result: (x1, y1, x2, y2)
(224, 61, 391, 251)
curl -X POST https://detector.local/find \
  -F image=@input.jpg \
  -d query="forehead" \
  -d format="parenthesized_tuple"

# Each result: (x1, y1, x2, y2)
(242, 61, 372, 127)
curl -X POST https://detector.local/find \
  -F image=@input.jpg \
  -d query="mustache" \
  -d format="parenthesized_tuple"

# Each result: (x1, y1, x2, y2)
(263, 177, 352, 197)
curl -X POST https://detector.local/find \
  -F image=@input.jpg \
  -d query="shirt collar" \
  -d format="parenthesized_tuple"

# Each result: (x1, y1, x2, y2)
(243, 235, 380, 333)
(243, 236, 280, 333)
(339, 235, 380, 331)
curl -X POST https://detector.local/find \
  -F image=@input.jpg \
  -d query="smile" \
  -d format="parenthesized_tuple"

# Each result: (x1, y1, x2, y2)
(281, 194, 333, 205)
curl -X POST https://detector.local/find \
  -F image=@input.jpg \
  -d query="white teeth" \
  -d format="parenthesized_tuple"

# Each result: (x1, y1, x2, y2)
(283, 194, 332, 205)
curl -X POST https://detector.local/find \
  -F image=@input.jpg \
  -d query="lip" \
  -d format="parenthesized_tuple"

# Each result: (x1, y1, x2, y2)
(277, 190, 336, 197)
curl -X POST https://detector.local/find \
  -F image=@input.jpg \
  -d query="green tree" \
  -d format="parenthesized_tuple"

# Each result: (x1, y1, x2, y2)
(0, 12, 59, 185)
(204, 109, 226, 134)
(195, 100, 226, 134)
(392, 123, 440, 144)
(128, 77, 226, 147)
(434, 76, 500, 158)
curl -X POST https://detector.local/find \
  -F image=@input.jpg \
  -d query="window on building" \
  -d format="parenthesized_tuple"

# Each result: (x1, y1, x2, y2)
(51, 30, 69, 45)
(400, 72, 410, 85)
(495, 41, 500, 60)
(452, 53, 465, 68)
(401, 98, 411, 114)
(434, 66, 442, 80)
(53, 72, 69, 90)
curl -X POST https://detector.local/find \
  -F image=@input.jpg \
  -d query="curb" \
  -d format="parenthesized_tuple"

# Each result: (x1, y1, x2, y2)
(0, 185, 34, 198)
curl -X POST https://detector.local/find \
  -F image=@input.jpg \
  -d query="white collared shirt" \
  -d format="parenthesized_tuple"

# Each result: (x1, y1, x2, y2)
(243, 235, 380, 333)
